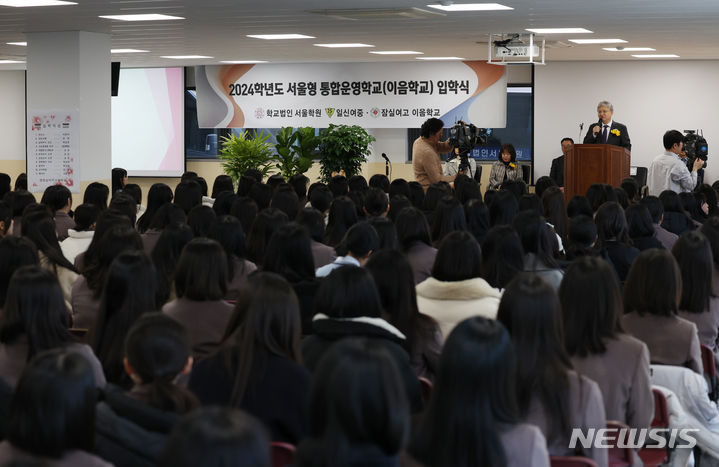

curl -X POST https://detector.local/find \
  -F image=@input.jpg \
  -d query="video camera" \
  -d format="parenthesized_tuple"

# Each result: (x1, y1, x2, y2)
(447, 121, 490, 174)
(683, 129, 708, 170)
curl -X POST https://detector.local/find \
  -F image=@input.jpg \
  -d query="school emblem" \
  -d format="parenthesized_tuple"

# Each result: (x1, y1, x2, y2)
(325, 108, 335, 118)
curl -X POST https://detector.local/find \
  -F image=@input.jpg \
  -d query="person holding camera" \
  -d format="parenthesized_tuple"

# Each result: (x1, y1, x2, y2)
(413, 118, 462, 190)
(488, 143, 523, 190)
(648, 130, 703, 196)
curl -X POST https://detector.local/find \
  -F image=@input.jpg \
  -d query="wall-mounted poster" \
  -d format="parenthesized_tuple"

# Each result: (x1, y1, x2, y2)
(27, 109, 80, 193)
(195, 61, 507, 129)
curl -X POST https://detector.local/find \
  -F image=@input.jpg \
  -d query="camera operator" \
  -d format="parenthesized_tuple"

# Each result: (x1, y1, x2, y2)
(412, 118, 465, 191)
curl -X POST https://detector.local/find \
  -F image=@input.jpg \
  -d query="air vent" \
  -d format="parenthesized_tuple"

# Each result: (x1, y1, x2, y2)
(307, 7, 445, 21)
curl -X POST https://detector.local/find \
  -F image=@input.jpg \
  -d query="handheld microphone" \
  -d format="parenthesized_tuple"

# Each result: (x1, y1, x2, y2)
(381, 153, 390, 162)
(578, 122, 584, 142)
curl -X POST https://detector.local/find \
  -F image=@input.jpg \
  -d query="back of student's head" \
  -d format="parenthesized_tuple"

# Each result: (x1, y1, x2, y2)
(625, 203, 655, 239)
(83, 182, 110, 210)
(72, 203, 100, 232)
(324, 196, 358, 247)
(248, 183, 273, 212)
(0, 237, 38, 308)
(701, 215, 719, 270)
(297, 338, 408, 466)
(659, 189, 683, 213)
(432, 230, 482, 282)
(174, 180, 202, 214)
(149, 203, 187, 231)
(640, 195, 664, 223)
(40, 185, 72, 212)
(410, 317, 518, 467)
(518, 193, 541, 215)
(328, 175, 349, 198)
(137, 183, 173, 233)
(673, 230, 713, 314)
(489, 190, 518, 227)
(595, 201, 630, 246)
(237, 175, 257, 198)
(289, 174, 310, 201)
(187, 205, 216, 238)
(85, 225, 143, 295)
(309, 184, 332, 214)
(585, 183, 617, 213)
(0, 266, 73, 359)
(175, 238, 228, 301)
(344, 221, 379, 258)
(109, 193, 138, 226)
(13, 173, 27, 192)
(212, 191, 237, 218)
(211, 175, 234, 199)
(296, 208, 326, 243)
(422, 182, 451, 212)
(208, 215, 247, 268)
(122, 183, 142, 206)
(7, 349, 96, 458)
(565, 215, 598, 260)
(481, 225, 523, 289)
(387, 178, 409, 199)
(542, 186, 568, 240)
(500, 179, 527, 201)
(388, 195, 411, 223)
(125, 313, 199, 413)
(0, 173, 10, 199)
(246, 207, 289, 266)
(0, 200, 11, 235)
(21, 205, 75, 272)
(315, 266, 383, 319)
(270, 188, 300, 220)
(560, 256, 623, 358)
(94, 251, 157, 385)
(363, 187, 388, 217)
(152, 223, 194, 305)
(567, 195, 593, 218)
(534, 176, 557, 199)
(621, 177, 640, 202)
(82, 210, 133, 272)
(396, 206, 431, 251)
(512, 209, 556, 267)
(111, 167, 128, 195)
(369, 174, 390, 193)
(347, 175, 368, 193)
(408, 181, 424, 208)
(614, 187, 629, 209)
(10, 190, 34, 219)
(367, 217, 398, 251)
(624, 248, 681, 317)
(263, 223, 315, 282)
(431, 196, 467, 244)
(160, 407, 270, 467)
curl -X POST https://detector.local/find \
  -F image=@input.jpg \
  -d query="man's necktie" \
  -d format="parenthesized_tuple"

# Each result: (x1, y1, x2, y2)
(602, 124, 609, 144)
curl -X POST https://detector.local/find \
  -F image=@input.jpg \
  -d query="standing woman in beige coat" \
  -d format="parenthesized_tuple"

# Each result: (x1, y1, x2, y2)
(412, 118, 458, 191)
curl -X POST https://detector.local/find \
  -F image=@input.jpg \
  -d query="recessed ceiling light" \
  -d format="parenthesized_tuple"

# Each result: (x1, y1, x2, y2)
(220, 60, 268, 64)
(427, 3, 512, 11)
(111, 49, 149, 53)
(569, 38, 626, 44)
(603, 47, 656, 52)
(526, 28, 593, 34)
(632, 54, 679, 58)
(313, 43, 374, 48)
(161, 55, 212, 59)
(417, 56, 465, 60)
(247, 34, 315, 40)
(369, 51, 424, 55)
(6, 42, 26, 46)
(0, 60, 24, 63)
(99, 14, 184, 21)
(0, 0, 75, 6)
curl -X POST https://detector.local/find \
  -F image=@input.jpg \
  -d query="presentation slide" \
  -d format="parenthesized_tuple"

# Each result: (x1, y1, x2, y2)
(111, 67, 184, 177)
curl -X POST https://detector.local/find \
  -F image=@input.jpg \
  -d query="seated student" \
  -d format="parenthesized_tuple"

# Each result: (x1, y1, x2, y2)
(622, 248, 702, 374)
(22, 205, 79, 306)
(295, 339, 410, 467)
(187, 205, 216, 238)
(498, 273, 607, 466)
(271, 187, 300, 220)
(91, 252, 158, 389)
(208, 216, 256, 300)
(83, 182, 110, 210)
(246, 207, 289, 268)
(396, 207, 437, 284)
(152, 223, 194, 305)
(40, 184, 75, 241)
(316, 221, 379, 277)
(136, 183, 173, 234)
(595, 201, 640, 283)
(303, 266, 423, 412)
(141, 203, 187, 255)
(0, 349, 112, 467)
(659, 190, 694, 236)
(673, 231, 719, 364)
(162, 238, 234, 359)
(408, 317, 549, 467)
(189, 272, 310, 444)
(159, 407, 270, 467)
(75, 209, 133, 272)
(368, 216, 398, 251)
(8, 189, 34, 237)
(363, 186, 389, 218)
(560, 257, 653, 432)
(0, 266, 105, 388)
(72, 226, 143, 331)
(416, 231, 501, 339)
(0, 237, 38, 310)
(564, 215, 599, 262)
(641, 195, 679, 250)
(95, 313, 199, 467)
(263, 223, 319, 335)
(324, 196, 358, 248)
(0, 200, 11, 238)
(173, 180, 202, 215)
(512, 210, 564, 291)
(481, 225, 524, 290)
(625, 203, 664, 251)
(121, 183, 144, 217)
(296, 208, 337, 269)
(366, 250, 443, 381)
(701, 215, 719, 295)
(431, 196, 468, 247)
(61, 203, 99, 266)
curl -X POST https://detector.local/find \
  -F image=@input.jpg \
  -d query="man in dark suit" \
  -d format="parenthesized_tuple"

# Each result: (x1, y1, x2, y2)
(549, 137, 574, 187)
(583, 100, 631, 150)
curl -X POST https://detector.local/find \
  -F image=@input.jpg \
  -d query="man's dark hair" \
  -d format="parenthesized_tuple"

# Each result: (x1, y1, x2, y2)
(345, 222, 379, 258)
(420, 118, 444, 138)
(560, 137, 574, 145)
(640, 195, 664, 223)
(663, 130, 684, 150)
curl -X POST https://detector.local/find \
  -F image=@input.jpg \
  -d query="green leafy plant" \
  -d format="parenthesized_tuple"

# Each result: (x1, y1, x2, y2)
(218, 131, 275, 181)
(318, 124, 376, 183)
(274, 126, 318, 179)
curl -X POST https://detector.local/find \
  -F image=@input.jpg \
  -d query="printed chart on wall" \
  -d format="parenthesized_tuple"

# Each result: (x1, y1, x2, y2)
(195, 61, 507, 129)
(27, 109, 80, 193)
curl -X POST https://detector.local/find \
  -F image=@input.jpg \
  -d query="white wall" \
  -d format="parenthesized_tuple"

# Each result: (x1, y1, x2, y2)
(535, 60, 719, 185)
(0, 71, 26, 162)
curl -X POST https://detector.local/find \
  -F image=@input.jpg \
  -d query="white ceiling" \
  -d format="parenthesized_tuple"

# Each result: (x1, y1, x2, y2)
(0, 0, 718, 67)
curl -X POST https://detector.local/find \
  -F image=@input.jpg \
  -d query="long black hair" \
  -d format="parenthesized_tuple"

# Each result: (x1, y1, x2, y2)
(673, 230, 714, 314)
(0, 236, 38, 308)
(21, 205, 77, 273)
(137, 183, 173, 233)
(481, 225, 524, 289)
(151, 223, 194, 305)
(409, 317, 518, 467)
(263, 223, 316, 283)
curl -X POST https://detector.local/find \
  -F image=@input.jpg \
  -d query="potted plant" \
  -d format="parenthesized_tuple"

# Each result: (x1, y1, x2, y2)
(317, 124, 375, 183)
(218, 130, 275, 181)
(274, 126, 318, 179)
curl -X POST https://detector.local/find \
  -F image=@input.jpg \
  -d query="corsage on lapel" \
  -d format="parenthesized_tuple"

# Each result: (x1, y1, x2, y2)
(610, 129, 621, 136)
(509, 162, 517, 170)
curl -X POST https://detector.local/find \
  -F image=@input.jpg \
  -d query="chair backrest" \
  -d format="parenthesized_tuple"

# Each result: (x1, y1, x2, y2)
(631, 166, 648, 189)
(521, 164, 531, 185)
(605, 420, 633, 467)
(550, 456, 599, 467)
(474, 164, 483, 183)
(270, 442, 296, 467)
(650, 388, 669, 428)
(418, 376, 433, 404)
(701, 343, 716, 378)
